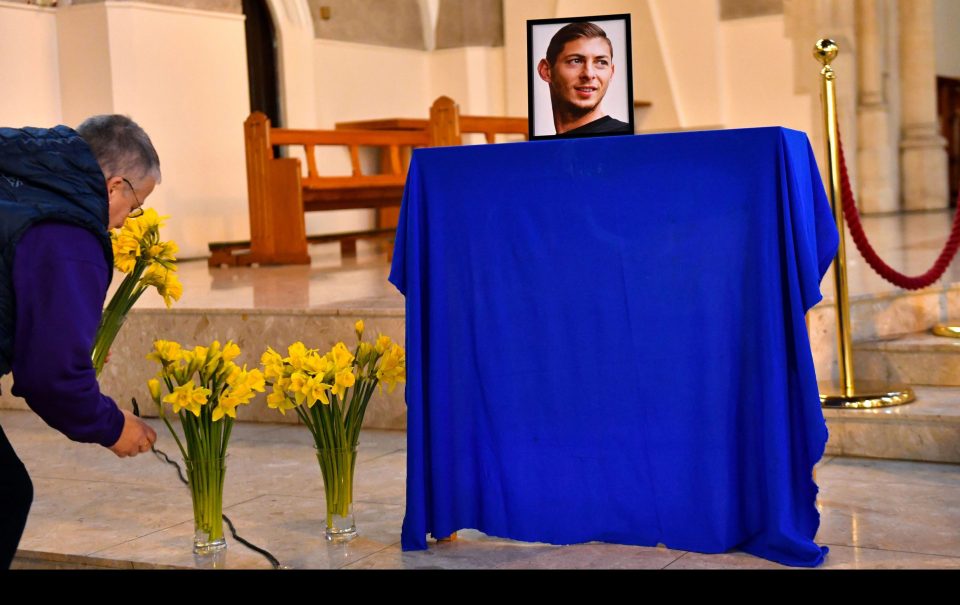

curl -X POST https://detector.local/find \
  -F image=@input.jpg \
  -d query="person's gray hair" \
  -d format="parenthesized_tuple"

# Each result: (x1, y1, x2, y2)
(76, 114, 161, 184)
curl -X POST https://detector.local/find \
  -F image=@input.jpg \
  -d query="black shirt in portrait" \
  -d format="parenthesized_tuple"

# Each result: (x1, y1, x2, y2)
(557, 115, 632, 138)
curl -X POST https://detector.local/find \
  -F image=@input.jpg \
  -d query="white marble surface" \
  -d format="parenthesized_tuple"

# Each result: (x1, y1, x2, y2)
(5, 409, 960, 570)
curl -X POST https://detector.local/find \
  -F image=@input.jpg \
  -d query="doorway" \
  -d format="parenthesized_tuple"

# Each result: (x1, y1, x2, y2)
(938, 76, 960, 205)
(243, 0, 282, 127)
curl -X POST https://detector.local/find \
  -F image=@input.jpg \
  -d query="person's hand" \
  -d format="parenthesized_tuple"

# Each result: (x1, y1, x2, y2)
(108, 409, 157, 458)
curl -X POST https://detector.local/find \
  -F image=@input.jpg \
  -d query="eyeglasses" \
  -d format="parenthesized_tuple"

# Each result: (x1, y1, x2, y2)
(122, 177, 144, 218)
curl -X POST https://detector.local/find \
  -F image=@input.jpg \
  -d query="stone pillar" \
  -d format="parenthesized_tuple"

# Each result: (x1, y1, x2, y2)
(783, 0, 858, 188)
(855, 0, 896, 213)
(898, 0, 949, 210)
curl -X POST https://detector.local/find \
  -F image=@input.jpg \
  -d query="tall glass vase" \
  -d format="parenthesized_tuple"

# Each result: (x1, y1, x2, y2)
(185, 455, 227, 554)
(316, 445, 358, 542)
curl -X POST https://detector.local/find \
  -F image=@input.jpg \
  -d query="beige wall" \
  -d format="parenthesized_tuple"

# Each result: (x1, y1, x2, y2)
(308, 37, 507, 236)
(3, 2, 250, 259)
(70, 0, 242, 12)
(107, 3, 250, 258)
(54, 2, 252, 259)
(719, 14, 812, 134)
(267, 0, 318, 129)
(649, 0, 723, 129)
(56, 4, 114, 128)
(430, 46, 506, 115)
(934, 0, 960, 79)
(0, 2, 62, 127)
(502, 0, 556, 116)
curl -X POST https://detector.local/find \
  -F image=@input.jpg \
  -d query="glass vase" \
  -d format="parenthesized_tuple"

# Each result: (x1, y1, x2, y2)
(315, 445, 359, 542)
(184, 455, 227, 554)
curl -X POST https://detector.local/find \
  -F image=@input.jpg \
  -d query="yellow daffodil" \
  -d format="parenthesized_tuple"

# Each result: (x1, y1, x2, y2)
(261, 347, 285, 381)
(289, 371, 310, 405)
(258, 327, 402, 472)
(375, 334, 392, 354)
(112, 232, 142, 274)
(376, 344, 406, 393)
(357, 341, 375, 371)
(157, 270, 183, 309)
(146, 339, 182, 366)
(302, 350, 330, 375)
(212, 391, 242, 421)
(305, 375, 331, 407)
(266, 385, 297, 415)
(147, 378, 162, 404)
(222, 341, 241, 363)
(163, 381, 210, 416)
(226, 366, 265, 399)
(329, 342, 354, 371)
(136, 208, 166, 231)
(243, 367, 266, 394)
(287, 342, 311, 370)
(331, 368, 356, 400)
(141, 263, 182, 309)
(159, 240, 178, 260)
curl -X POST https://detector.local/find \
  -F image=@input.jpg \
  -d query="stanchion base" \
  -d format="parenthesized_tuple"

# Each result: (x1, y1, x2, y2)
(932, 324, 960, 338)
(818, 381, 915, 409)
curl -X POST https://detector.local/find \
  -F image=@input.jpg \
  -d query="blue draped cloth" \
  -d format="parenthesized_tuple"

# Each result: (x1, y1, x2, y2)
(389, 127, 839, 567)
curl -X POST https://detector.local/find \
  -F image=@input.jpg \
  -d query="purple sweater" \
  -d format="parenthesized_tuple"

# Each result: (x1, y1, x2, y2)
(10, 221, 124, 447)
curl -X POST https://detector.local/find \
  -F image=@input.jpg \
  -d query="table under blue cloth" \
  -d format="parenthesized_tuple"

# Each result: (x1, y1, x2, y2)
(388, 126, 839, 567)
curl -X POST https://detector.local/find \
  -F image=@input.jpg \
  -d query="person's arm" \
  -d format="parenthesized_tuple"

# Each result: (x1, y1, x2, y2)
(10, 222, 129, 448)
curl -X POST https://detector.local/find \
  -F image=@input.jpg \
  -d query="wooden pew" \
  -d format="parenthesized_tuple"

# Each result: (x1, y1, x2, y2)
(335, 97, 528, 230)
(209, 97, 527, 266)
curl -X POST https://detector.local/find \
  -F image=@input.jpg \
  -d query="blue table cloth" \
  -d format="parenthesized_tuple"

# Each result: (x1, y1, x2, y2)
(389, 127, 839, 567)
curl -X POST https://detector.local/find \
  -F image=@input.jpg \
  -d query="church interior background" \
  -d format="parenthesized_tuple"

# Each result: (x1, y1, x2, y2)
(2, 0, 960, 569)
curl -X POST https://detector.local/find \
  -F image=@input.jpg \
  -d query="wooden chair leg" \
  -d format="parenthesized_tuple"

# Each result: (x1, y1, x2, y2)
(340, 238, 357, 257)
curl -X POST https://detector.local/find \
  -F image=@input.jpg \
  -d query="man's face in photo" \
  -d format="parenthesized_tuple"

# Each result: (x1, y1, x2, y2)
(540, 35, 615, 117)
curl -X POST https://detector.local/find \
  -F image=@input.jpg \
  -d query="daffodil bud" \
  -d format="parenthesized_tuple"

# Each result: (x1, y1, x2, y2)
(147, 378, 162, 404)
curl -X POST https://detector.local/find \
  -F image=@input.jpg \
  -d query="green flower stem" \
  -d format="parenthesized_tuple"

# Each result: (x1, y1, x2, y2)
(93, 259, 149, 376)
(160, 413, 188, 462)
(180, 402, 225, 544)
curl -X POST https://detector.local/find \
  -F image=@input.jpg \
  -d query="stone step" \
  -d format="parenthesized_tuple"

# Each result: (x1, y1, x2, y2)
(853, 331, 960, 386)
(823, 385, 960, 463)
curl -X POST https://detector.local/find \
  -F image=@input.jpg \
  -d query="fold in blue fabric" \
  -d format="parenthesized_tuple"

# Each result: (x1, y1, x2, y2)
(389, 127, 840, 568)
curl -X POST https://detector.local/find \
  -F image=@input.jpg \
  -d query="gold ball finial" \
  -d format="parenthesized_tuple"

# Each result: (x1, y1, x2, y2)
(814, 39, 839, 66)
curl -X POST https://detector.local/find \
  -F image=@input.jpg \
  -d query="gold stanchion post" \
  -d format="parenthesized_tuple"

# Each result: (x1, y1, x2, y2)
(931, 324, 960, 338)
(814, 39, 915, 409)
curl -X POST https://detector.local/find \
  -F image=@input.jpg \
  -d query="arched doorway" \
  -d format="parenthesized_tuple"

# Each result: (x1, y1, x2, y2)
(243, 0, 282, 127)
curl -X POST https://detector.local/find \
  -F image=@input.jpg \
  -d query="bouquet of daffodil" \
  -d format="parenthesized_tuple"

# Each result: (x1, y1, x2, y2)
(92, 208, 182, 375)
(260, 320, 405, 541)
(146, 339, 265, 554)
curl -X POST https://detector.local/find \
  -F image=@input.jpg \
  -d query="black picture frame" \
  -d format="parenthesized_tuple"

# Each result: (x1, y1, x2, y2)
(526, 13, 635, 140)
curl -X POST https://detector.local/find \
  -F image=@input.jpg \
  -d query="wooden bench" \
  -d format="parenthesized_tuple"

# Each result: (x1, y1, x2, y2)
(209, 96, 527, 266)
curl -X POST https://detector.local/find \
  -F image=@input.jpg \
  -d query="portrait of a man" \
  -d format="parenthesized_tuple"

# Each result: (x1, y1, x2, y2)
(528, 15, 634, 139)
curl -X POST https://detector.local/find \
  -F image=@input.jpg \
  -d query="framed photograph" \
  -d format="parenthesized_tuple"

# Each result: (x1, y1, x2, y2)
(527, 14, 634, 140)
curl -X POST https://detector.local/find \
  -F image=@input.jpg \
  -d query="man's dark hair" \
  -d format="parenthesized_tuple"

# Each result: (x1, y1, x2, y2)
(76, 114, 161, 183)
(545, 21, 613, 67)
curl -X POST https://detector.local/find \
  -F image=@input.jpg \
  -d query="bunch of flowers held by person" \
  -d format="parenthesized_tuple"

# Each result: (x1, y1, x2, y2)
(260, 321, 405, 537)
(145, 339, 265, 552)
(92, 208, 182, 375)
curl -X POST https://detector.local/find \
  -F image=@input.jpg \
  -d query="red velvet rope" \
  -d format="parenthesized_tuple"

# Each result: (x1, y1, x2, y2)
(838, 135, 960, 290)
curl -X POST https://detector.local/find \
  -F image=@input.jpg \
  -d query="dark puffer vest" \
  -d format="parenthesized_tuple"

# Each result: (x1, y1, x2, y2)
(0, 125, 113, 377)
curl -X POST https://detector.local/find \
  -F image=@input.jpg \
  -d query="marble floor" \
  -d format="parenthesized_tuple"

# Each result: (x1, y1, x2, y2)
(10, 209, 960, 569)
(121, 209, 960, 312)
(5, 409, 960, 570)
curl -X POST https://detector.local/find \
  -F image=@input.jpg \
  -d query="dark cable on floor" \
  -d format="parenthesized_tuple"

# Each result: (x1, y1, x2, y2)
(132, 398, 284, 569)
